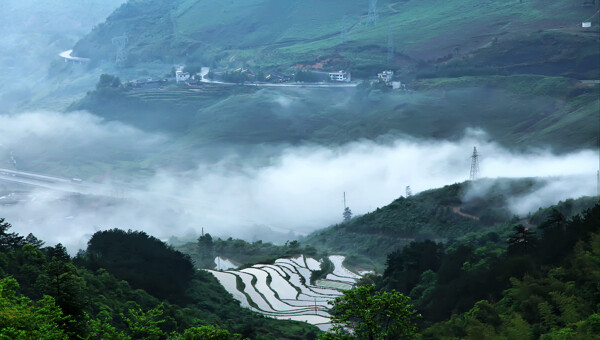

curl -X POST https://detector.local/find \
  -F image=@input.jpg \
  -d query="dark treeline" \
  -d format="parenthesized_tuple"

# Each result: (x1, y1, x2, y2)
(374, 203, 600, 338)
(2, 199, 598, 339)
(0, 220, 318, 339)
(179, 234, 319, 269)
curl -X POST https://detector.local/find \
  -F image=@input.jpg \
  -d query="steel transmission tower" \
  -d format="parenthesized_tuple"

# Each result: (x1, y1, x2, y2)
(367, 0, 378, 25)
(112, 34, 128, 66)
(470, 146, 480, 181)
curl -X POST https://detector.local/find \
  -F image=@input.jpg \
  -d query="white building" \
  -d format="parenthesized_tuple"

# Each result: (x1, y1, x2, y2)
(176, 70, 190, 83)
(582, 22, 592, 28)
(378, 70, 394, 83)
(329, 70, 351, 82)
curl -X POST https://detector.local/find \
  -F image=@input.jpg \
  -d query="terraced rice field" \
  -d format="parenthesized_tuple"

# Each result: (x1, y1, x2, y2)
(206, 255, 363, 331)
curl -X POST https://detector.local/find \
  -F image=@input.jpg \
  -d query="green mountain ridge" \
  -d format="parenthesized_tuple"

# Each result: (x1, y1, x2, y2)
(302, 178, 600, 268)
(73, 0, 599, 78)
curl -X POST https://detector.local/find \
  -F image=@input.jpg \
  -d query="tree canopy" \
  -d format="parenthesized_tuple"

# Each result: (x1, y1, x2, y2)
(325, 284, 419, 340)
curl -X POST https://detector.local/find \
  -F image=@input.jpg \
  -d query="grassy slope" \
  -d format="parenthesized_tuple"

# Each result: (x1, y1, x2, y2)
(65, 0, 598, 177)
(302, 178, 599, 268)
(72, 74, 598, 163)
(73, 0, 599, 73)
(66, 0, 599, 177)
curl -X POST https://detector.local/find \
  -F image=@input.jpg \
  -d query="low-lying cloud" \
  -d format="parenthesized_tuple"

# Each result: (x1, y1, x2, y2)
(0, 110, 166, 173)
(1, 112, 598, 252)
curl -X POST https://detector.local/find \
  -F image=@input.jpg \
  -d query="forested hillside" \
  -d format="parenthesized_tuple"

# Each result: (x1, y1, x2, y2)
(0, 222, 319, 339)
(3, 197, 597, 338)
(303, 179, 599, 268)
(377, 202, 600, 338)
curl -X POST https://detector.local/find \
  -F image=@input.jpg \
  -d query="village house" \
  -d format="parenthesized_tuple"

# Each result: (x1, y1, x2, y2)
(329, 70, 351, 82)
(378, 70, 394, 84)
(176, 70, 191, 83)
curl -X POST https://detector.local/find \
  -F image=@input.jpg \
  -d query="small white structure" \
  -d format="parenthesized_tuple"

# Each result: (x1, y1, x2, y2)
(392, 81, 401, 90)
(378, 70, 394, 83)
(329, 70, 351, 82)
(176, 70, 190, 83)
(582, 22, 592, 28)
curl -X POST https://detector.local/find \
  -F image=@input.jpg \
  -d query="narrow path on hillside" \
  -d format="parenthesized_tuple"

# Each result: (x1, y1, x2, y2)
(452, 207, 480, 221)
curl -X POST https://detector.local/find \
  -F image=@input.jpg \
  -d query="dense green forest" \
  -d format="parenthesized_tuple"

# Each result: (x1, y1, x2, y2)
(318, 201, 600, 339)
(0, 221, 319, 339)
(3, 197, 598, 339)
(395, 202, 600, 338)
(177, 234, 320, 269)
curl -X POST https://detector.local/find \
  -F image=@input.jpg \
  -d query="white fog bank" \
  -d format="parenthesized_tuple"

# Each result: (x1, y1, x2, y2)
(2, 136, 597, 251)
(0, 112, 597, 251)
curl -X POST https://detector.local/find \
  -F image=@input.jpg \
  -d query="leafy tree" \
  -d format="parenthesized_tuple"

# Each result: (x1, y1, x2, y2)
(508, 224, 537, 255)
(0, 218, 24, 251)
(24, 233, 44, 249)
(326, 285, 420, 339)
(343, 207, 353, 223)
(37, 244, 87, 335)
(37, 259, 86, 319)
(122, 305, 166, 340)
(96, 74, 122, 90)
(383, 240, 444, 294)
(86, 311, 130, 340)
(0, 277, 68, 339)
(197, 233, 215, 268)
(171, 325, 245, 340)
(84, 229, 194, 302)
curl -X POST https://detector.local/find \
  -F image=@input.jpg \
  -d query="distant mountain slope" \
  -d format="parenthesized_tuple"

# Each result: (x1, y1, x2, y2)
(73, 0, 599, 75)
(71, 74, 599, 158)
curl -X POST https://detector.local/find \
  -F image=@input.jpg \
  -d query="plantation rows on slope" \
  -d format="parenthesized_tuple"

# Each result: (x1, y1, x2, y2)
(207, 255, 366, 331)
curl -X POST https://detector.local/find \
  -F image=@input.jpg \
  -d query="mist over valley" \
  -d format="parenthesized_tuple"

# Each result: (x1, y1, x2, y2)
(0, 0, 598, 338)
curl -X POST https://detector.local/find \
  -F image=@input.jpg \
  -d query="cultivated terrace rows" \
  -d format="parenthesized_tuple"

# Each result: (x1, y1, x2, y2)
(206, 255, 364, 331)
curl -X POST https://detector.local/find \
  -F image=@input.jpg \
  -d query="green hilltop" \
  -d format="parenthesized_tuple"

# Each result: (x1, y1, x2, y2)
(301, 178, 600, 269)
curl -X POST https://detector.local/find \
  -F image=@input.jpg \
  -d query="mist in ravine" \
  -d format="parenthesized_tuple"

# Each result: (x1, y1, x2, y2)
(1, 110, 597, 252)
